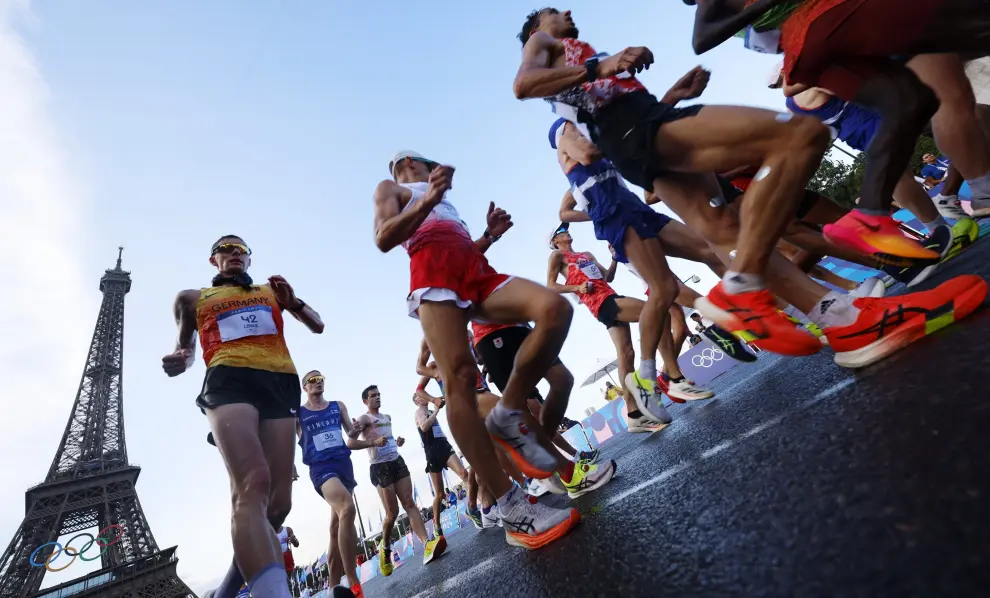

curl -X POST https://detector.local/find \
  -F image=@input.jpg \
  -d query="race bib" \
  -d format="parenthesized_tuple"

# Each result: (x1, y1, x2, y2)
(743, 26, 782, 54)
(432, 421, 445, 439)
(217, 305, 278, 342)
(377, 438, 398, 459)
(578, 259, 603, 280)
(313, 430, 343, 451)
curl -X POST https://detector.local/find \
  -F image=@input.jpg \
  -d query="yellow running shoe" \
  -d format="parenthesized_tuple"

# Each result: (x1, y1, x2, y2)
(377, 539, 393, 576)
(562, 459, 618, 499)
(422, 535, 447, 564)
(946, 218, 979, 260)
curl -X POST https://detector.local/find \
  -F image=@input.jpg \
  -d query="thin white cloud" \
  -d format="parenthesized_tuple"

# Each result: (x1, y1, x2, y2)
(0, 0, 94, 585)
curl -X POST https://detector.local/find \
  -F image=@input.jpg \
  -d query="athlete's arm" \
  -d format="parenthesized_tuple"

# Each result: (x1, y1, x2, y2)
(268, 276, 325, 334)
(690, 0, 791, 55)
(416, 404, 442, 433)
(475, 201, 513, 254)
(644, 190, 662, 205)
(546, 251, 587, 295)
(162, 289, 200, 377)
(513, 32, 591, 100)
(373, 180, 433, 253)
(660, 66, 711, 105)
(288, 527, 299, 547)
(416, 338, 439, 378)
(559, 189, 591, 223)
(347, 416, 385, 450)
(338, 402, 360, 438)
(589, 252, 618, 283)
(558, 122, 602, 166)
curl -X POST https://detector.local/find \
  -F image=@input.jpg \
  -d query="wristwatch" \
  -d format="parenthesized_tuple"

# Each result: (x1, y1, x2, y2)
(289, 298, 306, 312)
(483, 229, 501, 242)
(585, 57, 599, 82)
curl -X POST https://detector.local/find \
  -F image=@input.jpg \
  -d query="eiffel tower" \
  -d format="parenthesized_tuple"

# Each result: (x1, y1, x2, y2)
(0, 249, 196, 598)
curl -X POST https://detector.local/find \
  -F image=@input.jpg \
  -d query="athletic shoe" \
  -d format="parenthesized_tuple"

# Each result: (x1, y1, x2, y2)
(645, 394, 674, 424)
(695, 283, 822, 356)
(946, 218, 979, 260)
(656, 372, 682, 404)
(823, 211, 940, 266)
(563, 459, 618, 499)
(970, 196, 990, 218)
(880, 225, 952, 288)
(933, 194, 969, 221)
(625, 371, 662, 418)
(628, 412, 669, 433)
(466, 507, 483, 529)
(525, 477, 549, 498)
(481, 505, 500, 529)
(850, 277, 886, 298)
(578, 449, 600, 463)
(350, 584, 365, 598)
(667, 379, 715, 401)
(501, 493, 580, 550)
(332, 586, 361, 598)
(702, 325, 757, 362)
(377, 539, 393, 576)
(423, 535, 447, 564)
(824, 275, 988, 368)
(540, 474, 568, 496)
(486, 406, 557, 479)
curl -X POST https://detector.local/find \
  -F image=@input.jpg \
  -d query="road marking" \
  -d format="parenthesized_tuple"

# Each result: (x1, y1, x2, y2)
(701, 440, 733, 459)
(408, 556, 499, 598)
(806, 378, 856, 406)
(741, 416, 782, 438)
(605, 461, 692, 507)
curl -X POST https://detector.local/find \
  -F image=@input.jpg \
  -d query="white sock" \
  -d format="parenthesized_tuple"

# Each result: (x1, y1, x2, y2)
(491, 402, 516, 421)
(722, 270, 765, 294)
(922, 216, 948, 233)
(496, 485, 518, 507)
(807, 291, 860, 328)
(934, 192, 958, 202)
(247, 563, 293, 598)
(966, 170, 990, 199)
(638, 360, 657, 382)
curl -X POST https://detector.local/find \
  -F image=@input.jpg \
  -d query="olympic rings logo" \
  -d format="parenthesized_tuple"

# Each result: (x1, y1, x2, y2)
(691, 347, 724, 368)
(29, 525, 124, 572)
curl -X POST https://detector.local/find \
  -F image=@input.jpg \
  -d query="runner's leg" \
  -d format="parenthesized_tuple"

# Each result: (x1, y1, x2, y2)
(606, 323, 639, 417)
(445, 454, 469, 481)
(206, 404, 285, 585)
(656, 219, 727, 277)
(418, 302, 515, 499)
(429, 471, 446, 533)
(320, 478, 360, 589)
(379, 485, 400, 549)
(394, 476, 429, 544)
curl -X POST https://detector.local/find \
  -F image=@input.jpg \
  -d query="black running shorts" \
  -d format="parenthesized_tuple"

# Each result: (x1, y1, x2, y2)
(475, 326, 563, 392)
(370, 456, 410, 488)
(593, 91, 704, 191)
(196, 365, 300, 420)
(596, 295, 625, 329)
(424, 442, 455, 474)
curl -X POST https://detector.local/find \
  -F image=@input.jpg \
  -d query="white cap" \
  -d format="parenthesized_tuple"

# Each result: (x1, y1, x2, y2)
(388, 150, 439, 178)
(767, 60, 784, 89)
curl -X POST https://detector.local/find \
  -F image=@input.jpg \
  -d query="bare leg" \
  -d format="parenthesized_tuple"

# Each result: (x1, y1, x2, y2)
(207, 404, 282, 582)
(527, 396, 576, 456)
(378, 485, 400, 549)
(321, 478, 359, 588)
(606, 323, 637, 415)
(536, 362, 574, 439)
(445, 454, 469, 482)
(653, 107, 831, 275)
(467, 470, 479, 511)
(428, 471, 445, 534)
(418, 301, 514, 500)
(394, 476, 430, 545)
(327, 510, 342, 587)
(657, 219, 727, 277)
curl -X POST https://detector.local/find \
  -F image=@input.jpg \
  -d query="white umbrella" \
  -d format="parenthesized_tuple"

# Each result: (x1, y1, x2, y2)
(581, 356, 620, 387)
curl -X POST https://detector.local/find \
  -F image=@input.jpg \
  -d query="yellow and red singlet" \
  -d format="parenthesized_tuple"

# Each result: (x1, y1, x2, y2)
(195, 285, 296, 375)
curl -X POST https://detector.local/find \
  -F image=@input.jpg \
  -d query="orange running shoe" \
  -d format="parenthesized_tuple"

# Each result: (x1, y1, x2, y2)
(822, 211, 940, 267)
(502, 494, 580, 550)
(694, 283, 822, 356)
(824, 275, 988, 368)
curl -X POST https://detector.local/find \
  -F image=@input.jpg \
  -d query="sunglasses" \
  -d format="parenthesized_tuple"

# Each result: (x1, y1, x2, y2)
(212, 243, 252, 256)
(306, 375, 325, 385)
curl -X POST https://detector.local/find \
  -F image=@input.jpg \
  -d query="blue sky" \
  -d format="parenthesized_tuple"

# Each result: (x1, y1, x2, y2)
(0, 0, 788, 592)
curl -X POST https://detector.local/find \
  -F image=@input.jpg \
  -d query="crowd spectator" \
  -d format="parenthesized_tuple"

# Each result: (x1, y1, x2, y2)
(920, 153, 951, 187)
(602, 381, 620, 402)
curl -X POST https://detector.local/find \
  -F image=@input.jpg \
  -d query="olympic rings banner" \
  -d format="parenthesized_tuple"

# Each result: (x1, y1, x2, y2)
(678, 339, 740, 386)
(29, 525, 124, 572)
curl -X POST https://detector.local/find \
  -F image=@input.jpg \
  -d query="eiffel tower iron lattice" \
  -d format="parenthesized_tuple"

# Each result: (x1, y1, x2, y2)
(0, 249, 197, 598)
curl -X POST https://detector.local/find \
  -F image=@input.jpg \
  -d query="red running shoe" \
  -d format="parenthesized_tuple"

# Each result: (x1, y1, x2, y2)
(823, 211, 940, 267)
(824, 275, 988, 368)
(695, 283, 822, 356)
(656, 372, 683, 404)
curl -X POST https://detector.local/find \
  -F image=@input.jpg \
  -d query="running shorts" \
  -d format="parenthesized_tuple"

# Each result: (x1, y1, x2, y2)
(475, 326, 564, 392)
(196, 365, 300, 420)
(592, 90, 704, 191)
(589, 194, 672, 264)
(283, 550, 294, 572)
(782, 0, 942, 101)
(407, 242, 511, 318)
(370, 456, 411, 488)
(310, 455, 357, 497)
(596, 295, 625, 329)
(424, 441, 455, 474)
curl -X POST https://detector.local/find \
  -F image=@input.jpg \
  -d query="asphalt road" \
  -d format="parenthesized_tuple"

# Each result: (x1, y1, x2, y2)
(361, 239, 990, 598)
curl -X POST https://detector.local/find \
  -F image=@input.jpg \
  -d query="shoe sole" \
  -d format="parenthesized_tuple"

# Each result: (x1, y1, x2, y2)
(506, 508, 581, 550)
(823, 225, 939, 266)
(694, 297, 822, 356)
(424, 536, 447, 564)
(667, 386, 715, 401)
(485, 413, 557, 479)
(567, 460, 618, 499)
(629, 422, 670, 434)
(833, 278, 989, 368)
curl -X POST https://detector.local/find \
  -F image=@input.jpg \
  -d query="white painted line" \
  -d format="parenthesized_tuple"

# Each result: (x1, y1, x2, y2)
(605, 461, 692, 507)
(741, 416, 783, 438)
(814, 378, 855, 400)
(408, 555, 499, 598)
(701, 440, 733, 459)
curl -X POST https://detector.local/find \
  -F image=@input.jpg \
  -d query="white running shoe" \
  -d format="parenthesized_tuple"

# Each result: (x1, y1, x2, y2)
(500, 493, 580, 550)
(563, 459, 618, 499)
(485, 405, 558, 479)
(667, 379, 715, 402)
(933, 194, 969, 221)
(628, 413, 669, 433)
(626, 371, 669, 424)
(481, 506, 501, 529)
(539, 474, 568, 496)
(850, 276, 886, 298)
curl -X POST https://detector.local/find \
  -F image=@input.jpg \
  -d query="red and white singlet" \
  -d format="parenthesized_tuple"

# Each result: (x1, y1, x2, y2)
(561, 251, 616, 318)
